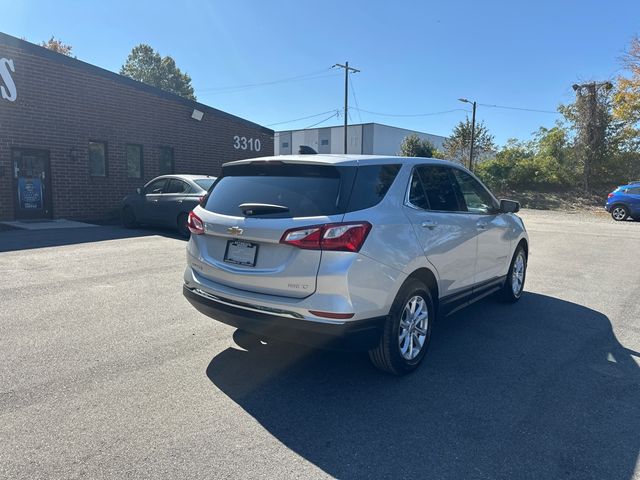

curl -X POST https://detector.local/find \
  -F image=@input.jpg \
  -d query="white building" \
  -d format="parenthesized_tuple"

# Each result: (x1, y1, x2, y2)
(275, 123, 447, 156)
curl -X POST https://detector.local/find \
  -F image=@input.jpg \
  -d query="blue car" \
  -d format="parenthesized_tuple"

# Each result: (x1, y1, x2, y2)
(605, 181, 640, 221)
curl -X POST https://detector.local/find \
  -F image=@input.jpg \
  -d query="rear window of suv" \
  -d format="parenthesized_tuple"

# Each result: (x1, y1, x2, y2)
(204, 162, 400, 218)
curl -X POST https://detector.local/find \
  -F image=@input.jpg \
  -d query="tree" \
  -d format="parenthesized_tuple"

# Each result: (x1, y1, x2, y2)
(443, 118, 495, 168)
(613, 35, 640, 151)
(399, 134, 437, 157)
(120, 44, 196, 100)
(560, 83, 616, 190)
(41, 36, 73, 56)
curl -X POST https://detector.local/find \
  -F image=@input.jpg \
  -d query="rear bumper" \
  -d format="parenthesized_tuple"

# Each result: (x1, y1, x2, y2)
(183, 285, 385, 351)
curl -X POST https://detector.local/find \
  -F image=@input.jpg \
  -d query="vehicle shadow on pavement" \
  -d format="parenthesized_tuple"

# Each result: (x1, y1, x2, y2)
(0, 226, 186, 252)
(206, 293, 640, 480)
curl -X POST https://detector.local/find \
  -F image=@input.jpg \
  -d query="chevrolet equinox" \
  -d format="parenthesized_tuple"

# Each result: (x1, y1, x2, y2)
(183, 155, 529, 375)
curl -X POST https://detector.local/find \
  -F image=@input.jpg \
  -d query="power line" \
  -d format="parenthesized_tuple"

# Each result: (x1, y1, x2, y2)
(265, 110, 339, 127)
(198, 69, 340, 95)
(477, 103, 560, 114)
(349, 76, 363, 123)
(199, 68, 331, 91)
(351, 107, 470, 117)
(305, 111, 340, 129)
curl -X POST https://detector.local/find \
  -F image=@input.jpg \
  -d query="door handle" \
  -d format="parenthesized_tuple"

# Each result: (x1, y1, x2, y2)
(178, 200, 183, 204)
(477, 222, 488, 230)
(421, 220, 438, 229)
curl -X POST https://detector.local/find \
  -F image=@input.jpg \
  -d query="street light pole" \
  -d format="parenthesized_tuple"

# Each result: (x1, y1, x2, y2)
(458, 98, 476, 170)
(333, 62, 360, 154)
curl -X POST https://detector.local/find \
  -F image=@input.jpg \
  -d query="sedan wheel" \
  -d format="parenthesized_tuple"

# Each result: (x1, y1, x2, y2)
(611, 206, 629, 221)
(122, 206, 138, 228)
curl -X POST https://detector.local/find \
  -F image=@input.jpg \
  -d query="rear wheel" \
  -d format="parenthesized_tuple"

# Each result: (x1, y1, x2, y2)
(611, 205, 629, 221)
(177, 212, 190, 238)
(369, 279, 433, 375)
(122, 206, 138, 228)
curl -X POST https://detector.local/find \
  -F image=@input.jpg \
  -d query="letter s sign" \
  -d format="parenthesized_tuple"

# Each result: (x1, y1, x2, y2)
(0, 58, 17, 102)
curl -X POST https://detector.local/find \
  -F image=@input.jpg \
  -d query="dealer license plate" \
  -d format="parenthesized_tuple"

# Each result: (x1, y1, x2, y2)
(224, 240, 258, 267)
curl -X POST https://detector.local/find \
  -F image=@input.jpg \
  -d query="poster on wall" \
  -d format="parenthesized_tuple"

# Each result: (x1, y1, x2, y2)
(18, 177, 43, 210)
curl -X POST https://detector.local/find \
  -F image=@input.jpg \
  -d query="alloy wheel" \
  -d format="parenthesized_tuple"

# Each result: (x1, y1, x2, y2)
(612, 207, 627, 221)
(512, 252, 526, 296)
(398, 295, 429, 361)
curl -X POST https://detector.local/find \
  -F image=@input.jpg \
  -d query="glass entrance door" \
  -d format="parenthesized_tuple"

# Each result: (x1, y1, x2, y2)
(12, 149, 53, 220)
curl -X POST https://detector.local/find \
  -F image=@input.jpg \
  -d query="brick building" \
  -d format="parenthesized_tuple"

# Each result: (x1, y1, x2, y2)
(0, 32, 273, 222)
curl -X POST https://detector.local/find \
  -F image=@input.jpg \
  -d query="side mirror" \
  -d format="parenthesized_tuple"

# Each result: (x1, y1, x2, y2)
(500, 199, 520, 214)
(136, 187, 143, 195)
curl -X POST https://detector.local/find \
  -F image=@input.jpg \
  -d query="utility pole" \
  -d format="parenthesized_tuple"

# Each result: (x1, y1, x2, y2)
(333, 62, 360, 154)
(458, 98, 477, 170)
(572, 81, 613, 191)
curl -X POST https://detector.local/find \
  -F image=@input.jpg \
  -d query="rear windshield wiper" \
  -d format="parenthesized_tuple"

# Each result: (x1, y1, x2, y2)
(239, 203, 290, 215)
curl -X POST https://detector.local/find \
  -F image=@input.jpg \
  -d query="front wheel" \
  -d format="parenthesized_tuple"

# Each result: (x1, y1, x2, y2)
(369, 279, 434, 375)
(611, 205, 629, 221)
(122, 206, 138, 228)
(499, 246, 527, 303)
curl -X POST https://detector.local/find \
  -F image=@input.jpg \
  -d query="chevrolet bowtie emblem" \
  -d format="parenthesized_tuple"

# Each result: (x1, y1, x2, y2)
(227, 226, 244, 235)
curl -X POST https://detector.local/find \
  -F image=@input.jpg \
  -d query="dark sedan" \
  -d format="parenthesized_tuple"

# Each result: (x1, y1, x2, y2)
(121, 175, 216, 237)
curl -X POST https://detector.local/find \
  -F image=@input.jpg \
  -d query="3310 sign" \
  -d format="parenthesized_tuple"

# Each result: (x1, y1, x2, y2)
(233, 136, 261, 152)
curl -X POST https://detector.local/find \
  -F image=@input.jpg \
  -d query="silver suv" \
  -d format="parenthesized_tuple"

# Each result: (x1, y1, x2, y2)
(183, 155, 529, 374)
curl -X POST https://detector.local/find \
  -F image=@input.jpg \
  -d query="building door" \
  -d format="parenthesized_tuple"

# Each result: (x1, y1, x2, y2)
(12, 149, 53, 220)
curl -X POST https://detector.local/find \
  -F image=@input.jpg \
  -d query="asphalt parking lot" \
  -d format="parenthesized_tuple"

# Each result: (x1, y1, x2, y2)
(1, 210, 639, 480)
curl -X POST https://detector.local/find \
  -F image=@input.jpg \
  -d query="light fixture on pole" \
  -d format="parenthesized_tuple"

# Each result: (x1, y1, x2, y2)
(458, 98, 477, 170)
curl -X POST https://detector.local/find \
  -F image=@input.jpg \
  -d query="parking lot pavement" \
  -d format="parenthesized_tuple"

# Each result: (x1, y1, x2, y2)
(0, 211, 639, 480)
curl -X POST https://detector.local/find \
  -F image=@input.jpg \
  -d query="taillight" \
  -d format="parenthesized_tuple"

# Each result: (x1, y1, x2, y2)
(188, 211, 205, 235)
(608, 193, 614, 198)
(280, 222, 371, 252)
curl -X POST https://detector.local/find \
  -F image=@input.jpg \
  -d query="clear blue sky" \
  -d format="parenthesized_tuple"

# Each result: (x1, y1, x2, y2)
(2, 0, 638, 145)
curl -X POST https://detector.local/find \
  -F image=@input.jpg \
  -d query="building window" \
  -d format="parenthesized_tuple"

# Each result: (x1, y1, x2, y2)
(126, 144, 143, 179)
(321, 139, 329, 146)
(88, 141, 106, 177)
(282, 142, 289, 148)
(159, 147, 174, 175)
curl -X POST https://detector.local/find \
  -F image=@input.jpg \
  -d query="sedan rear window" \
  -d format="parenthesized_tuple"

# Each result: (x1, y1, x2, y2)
(195, 178, 215, 191)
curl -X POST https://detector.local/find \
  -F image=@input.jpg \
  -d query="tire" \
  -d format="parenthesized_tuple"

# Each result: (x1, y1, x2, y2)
(177, 212, 190, 238)
(122, 206, 138, 228)
(610, 205, 629, 221)
(368, 279, 434, 375)
(499, 245, 527, 303)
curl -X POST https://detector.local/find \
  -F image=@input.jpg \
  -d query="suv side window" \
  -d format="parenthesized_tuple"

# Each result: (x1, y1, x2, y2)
(416, 165, 461, 212)
(408, 169, 430, 209)
(451, 169, 498, 214)
(627, 187, 640, 195)
(166, 179, 191, 194)
(347, 164, 401, 212)
(145, 179, 167, 194)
